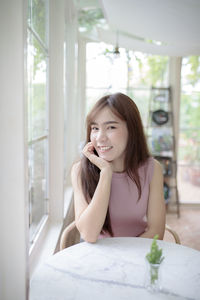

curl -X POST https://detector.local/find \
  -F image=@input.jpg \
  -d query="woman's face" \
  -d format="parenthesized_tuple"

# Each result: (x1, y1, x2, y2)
(90, 107, 128, 172)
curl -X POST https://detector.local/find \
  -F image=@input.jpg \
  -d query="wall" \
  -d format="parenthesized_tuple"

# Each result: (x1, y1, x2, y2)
(0, 0, 29, 299)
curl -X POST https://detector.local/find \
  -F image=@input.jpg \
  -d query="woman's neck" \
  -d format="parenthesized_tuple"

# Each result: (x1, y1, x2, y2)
(110, 160, 125, 173)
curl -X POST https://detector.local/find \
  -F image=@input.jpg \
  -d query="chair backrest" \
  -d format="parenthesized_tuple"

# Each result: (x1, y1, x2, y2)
(165, 224, 181, 244)
(59, 221, 80, 251)
(59, 222, 181, 251)
(58, 193, 80, 252)
(59, 221, 80, 250)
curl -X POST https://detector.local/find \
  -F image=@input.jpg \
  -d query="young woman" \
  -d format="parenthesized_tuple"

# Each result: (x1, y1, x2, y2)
(71, 93, 166, 243)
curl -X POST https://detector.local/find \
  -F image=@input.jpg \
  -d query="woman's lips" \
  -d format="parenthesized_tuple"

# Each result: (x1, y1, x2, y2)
(98, 146, 113, 153)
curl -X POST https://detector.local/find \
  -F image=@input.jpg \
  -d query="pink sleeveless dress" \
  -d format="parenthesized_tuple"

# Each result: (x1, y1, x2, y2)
(100, 157, 154, 238)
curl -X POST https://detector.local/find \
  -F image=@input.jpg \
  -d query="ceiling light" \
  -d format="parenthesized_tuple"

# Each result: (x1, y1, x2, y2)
(113, 30, 120, 57)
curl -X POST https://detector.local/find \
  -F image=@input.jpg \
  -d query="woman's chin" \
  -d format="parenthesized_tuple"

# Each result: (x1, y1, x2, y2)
(99, 154, 113, 162)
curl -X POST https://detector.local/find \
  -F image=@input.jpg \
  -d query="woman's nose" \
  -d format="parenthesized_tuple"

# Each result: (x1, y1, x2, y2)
(96, 130, 107, 142)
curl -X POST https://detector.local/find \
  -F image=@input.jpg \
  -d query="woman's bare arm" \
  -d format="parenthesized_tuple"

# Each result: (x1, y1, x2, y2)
(71, 143, 113, 243)
(139, 159, 166, 240)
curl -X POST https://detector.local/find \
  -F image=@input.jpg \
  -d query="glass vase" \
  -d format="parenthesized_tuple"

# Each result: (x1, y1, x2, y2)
(145, 260, 162, 292)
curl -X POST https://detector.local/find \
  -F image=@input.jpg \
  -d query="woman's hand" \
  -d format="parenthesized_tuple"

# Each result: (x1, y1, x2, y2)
(82, 142, 112, 172)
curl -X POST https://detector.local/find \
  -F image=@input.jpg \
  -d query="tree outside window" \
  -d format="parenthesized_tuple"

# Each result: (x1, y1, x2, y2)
(178, 56, 200, 203)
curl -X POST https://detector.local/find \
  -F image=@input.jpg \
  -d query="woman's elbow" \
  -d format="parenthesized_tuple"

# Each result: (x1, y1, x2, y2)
(85, 237, 98, 244)
(142, 225, 165, 240)
(81, 233, 98, 243)
(77, 224, 98, 243)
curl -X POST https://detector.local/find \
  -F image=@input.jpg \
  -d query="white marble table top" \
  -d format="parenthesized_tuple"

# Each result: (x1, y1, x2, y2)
(30, 237, 200, 300)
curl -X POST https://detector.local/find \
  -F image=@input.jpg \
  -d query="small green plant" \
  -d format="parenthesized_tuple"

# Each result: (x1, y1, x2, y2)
(145, 235, 165, 287)
(146, 235, 164, 264)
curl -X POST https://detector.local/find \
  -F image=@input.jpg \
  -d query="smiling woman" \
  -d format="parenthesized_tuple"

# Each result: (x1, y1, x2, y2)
(71, 93, 166, 243)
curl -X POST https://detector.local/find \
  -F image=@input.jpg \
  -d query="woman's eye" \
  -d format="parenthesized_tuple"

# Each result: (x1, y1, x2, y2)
(108, 126, 116, 129)
(91, 127, 98, 131)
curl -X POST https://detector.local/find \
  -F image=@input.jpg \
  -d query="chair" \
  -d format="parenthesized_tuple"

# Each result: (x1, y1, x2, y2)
(59, 220, 80, 251)
(59, 222, 181, 251)
(165, 224, 181, 244)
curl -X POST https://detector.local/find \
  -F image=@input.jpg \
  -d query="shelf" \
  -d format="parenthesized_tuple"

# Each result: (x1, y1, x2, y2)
(147, 87, 180, 217)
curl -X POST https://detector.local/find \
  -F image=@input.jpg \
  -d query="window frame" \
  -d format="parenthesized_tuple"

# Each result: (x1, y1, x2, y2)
(28, 0, 66, 276)
(27, 0, 50, 248)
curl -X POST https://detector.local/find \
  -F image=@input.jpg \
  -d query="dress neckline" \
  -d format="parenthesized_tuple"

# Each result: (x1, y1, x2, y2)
(112, 171, 127, 179)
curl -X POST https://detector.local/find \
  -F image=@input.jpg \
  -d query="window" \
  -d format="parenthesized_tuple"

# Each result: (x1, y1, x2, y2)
(86, 42, 169, 129)
(27, 0, 49, 245)
(178, 56, 200, 203)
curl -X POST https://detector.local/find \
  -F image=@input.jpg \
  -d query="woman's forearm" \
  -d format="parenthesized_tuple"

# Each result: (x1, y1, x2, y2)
(139, 228, 164, 240)
(76, 168, 112, 243)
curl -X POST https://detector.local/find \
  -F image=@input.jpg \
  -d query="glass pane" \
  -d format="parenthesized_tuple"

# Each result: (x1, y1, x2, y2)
(180, 92, 200, 130)
(127, 89, 151, 128)
(181, 56, 200, 91)
(27, 29, 49, 243)
(86, 42, 169, 89)
(27, 31, 48, 140)
(86, 42, 169, 138)
(178, 165, 200, 203)
(86, 88, 111, 114)
(28, 0, 49, 46)
(29, 139, 48, 242)
(178, 56, 200, 204)
(86, 43, 128, 89)
(128, 52, 169, 88)
(178, 129, 200, 165)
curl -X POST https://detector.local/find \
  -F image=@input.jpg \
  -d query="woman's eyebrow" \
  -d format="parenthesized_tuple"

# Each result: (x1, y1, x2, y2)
(104, 121, 119, 125)
(91, 121, 119, 125)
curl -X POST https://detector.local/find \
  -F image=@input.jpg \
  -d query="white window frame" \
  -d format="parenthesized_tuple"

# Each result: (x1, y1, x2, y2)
(29, 0, 66, 277)
(29, 0, 85, 277)
(27, 0, 50, 248)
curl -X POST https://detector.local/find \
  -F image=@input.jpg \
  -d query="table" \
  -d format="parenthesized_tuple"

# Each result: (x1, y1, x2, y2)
(30, 237, 200, 300)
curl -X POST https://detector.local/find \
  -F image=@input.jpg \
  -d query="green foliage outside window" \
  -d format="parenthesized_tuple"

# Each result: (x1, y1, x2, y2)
(28, 0, 48, 78)
(179, 56, 200, 166)
(145, 56, 169, 87)
(186, 56, 200, 86)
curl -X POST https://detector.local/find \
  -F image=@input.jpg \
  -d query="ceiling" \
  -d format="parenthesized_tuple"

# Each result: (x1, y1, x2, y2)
(97, 0, 200, 56)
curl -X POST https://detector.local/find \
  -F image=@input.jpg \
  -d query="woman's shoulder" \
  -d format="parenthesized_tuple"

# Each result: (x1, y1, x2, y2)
(143, 156, 161, 168)
(138, 157, 163, 183)
(147, 157, 163, 182)
(152, 158, 163, 175)
(139, 156, 157, 181)
(140, 156, 154, 168)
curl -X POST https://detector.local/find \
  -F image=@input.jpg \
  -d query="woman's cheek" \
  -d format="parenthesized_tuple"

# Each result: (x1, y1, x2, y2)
(90, 133, 96, 144)
(90, 135, 98, 154)
(108, 131, 118, 140)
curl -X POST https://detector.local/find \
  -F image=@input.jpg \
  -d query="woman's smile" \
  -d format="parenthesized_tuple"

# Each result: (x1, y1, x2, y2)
(97, 146, 113, 153)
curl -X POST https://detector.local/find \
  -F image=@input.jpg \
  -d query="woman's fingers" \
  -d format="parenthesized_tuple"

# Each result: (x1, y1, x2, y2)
(82, 142, 94, 157)
(82, 142, 112, 171)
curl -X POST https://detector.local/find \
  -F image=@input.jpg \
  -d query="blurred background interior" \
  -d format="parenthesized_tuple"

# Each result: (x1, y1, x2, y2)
(1, 1, 200, 299)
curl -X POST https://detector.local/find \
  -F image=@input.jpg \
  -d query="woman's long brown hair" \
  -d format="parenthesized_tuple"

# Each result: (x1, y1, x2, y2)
(80, 93, 150, 236)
